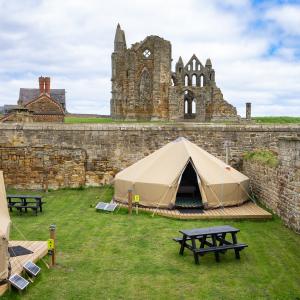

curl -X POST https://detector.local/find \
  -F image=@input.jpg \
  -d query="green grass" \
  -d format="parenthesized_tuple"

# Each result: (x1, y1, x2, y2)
(3, 187, 300, 299)
(253, 116, 300, 124)
(244, 149, 279, 167)
(64, 116, 300, 125)
(64, 117, 170, 124)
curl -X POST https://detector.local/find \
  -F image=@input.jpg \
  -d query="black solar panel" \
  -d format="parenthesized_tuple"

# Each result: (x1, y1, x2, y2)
(23, 261, 41, 276)
(96, 202, 118, 212)
(9, 274, 29, 290)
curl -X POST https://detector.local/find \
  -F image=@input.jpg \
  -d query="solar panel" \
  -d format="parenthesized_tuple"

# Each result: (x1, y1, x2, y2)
(9, 274, 30, 291)
(95, 202, 118, 212)
(23, 261, 41, 277)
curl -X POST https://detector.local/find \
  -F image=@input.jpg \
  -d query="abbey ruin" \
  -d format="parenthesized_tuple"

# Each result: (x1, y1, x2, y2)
(111, 24, 238, 121)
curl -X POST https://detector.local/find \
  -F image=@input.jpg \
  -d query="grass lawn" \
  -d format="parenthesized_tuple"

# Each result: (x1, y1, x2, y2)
(3, 187, 300, 299)
(65, 116, 300, 124)
(253, 116, 300, 124)
(64, 116, 170, 124)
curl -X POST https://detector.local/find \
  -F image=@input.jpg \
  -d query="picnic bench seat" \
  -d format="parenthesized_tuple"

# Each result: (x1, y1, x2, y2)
(194, 243, 248, 261)
(7, 195, 45, 216)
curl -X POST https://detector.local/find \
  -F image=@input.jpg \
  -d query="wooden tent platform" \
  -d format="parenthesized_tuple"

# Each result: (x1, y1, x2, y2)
(0, 240, 48, 296)
(117, 201, 272, 220)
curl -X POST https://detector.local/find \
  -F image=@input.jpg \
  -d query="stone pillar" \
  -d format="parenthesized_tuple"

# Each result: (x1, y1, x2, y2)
(246, 102, 251, 120)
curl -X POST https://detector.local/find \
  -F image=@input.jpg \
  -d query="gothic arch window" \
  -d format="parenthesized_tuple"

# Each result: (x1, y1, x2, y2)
(192, 99, 196, 113)
(184, 100, 188, 114)
(184, 75, 189, 86)
(187, 64, 191, 71)
(171, 78, 175, 86)
(200, 75, 204, 87)
(179, 67, 182, 73)
(192, 74, 197, 86)
(192, 59, 196, 71)
(197, 64, 201, 71)
(139, 68, 152, 109)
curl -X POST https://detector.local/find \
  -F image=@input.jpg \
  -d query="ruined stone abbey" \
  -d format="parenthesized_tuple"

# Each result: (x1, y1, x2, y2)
(111, 24, 238, 121)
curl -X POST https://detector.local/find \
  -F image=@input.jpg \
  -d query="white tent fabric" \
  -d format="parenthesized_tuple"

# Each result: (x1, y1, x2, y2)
(114, 137, 249, 209)
(0, 171, 10, 281)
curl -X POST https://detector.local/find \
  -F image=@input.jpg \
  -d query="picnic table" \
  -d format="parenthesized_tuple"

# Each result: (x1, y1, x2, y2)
(7, 194, 45, 216)
(173, 225, 248, 264)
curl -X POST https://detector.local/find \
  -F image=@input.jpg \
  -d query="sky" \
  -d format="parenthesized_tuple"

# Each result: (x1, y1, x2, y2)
(0, 0, 300, 116)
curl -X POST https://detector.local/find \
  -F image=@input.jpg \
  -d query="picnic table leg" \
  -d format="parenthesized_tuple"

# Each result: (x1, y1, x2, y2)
(212, 234, 220, 262)
(22, 198, 28, 213)
(191, 238, 199, 265)
(8, 198, 13, 212)
(219, 233, 227, 254)
(199, 235, 206, 256)
(231, 232, 240, 259)
(179, 235, 187, 255)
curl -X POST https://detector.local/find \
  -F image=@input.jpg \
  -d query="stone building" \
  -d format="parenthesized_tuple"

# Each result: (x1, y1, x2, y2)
(111, 24, 238, 121)
(1, 77, 65, 123)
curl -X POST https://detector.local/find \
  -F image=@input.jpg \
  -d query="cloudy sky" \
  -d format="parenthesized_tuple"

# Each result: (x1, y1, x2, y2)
(0, 0, 300, 116)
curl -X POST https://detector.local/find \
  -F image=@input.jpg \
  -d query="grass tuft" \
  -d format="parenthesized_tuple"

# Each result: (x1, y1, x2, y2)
(244, 149, 279, 167)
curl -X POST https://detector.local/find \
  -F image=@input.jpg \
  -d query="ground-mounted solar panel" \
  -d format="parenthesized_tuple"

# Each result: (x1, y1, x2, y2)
(95, 202, 118, 212)
(9, 274, 30, 291)
(23, 261, 41, 277)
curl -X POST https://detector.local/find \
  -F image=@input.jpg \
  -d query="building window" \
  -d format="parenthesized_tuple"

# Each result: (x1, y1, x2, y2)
(143, 49, 151, 58)
(192, 99, 196, 113)
(200, 75, 204, 87)
(192, 74, 197, 86)
(185, 75, 189, 86)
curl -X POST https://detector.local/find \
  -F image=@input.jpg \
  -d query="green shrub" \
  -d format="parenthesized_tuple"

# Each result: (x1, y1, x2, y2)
(244, 149, 279, 167)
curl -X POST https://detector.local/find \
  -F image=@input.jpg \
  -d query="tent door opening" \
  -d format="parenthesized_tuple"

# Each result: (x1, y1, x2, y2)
(175, 161, 202, 208)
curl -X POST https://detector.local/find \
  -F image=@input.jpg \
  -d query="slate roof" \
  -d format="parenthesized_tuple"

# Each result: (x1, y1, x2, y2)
(18, 88, 66, 111)
(3, 105, 20, 114)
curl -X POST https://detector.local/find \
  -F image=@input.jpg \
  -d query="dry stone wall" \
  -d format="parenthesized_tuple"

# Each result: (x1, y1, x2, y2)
(243, 137, 300, 233)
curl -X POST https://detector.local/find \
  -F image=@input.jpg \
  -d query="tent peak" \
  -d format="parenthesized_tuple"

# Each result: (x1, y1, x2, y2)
(173, 137, 189, 143)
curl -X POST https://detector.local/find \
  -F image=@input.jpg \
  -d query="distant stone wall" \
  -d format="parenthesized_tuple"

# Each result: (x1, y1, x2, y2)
(0, 123, 299, 191)
(243, 137, 300, 233)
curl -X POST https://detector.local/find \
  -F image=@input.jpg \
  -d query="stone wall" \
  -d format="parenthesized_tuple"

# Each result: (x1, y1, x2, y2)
(0, 146, 86, 189)
(0, 123, 299, 190)
(243, 137, 300, 233)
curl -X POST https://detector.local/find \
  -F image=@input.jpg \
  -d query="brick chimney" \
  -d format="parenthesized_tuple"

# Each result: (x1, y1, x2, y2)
(44, 77, 50, 95)
(39, 76, 45, 94)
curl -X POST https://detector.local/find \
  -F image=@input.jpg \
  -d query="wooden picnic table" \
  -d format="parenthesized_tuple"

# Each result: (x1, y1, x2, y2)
(173, 225, 248, 264)
(7, 194, 45, 216)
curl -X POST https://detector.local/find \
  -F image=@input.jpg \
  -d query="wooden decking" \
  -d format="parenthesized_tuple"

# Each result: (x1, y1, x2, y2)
(0, 240, 48, 296)
(117, 201, 272, 220)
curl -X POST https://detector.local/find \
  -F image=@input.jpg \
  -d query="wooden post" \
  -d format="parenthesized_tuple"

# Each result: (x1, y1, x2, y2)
(128, 189, 132, 215)
(49, 224, 56, 267)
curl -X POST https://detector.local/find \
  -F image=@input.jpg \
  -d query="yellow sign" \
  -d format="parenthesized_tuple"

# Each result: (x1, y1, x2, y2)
(48, 239, 55, 250)
(134, 195, 140, 203)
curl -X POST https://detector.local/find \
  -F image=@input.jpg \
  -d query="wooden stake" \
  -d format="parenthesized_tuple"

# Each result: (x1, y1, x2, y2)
(128, 189, 132, 215)
(49, 224, 56, 267)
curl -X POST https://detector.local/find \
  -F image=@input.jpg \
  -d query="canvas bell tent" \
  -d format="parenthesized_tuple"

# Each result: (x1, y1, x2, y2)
(0, 171, 10, 282)
(113, 138, 249, 209)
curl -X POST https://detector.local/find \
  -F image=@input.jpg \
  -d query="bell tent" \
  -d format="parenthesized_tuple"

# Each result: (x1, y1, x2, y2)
(114, 138, 249, 209)
(0, 171, 10, 282)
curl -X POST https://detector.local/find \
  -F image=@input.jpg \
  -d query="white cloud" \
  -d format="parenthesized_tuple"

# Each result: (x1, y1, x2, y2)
(0, 0, 299, 116)
(265, 4, 300, 35)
